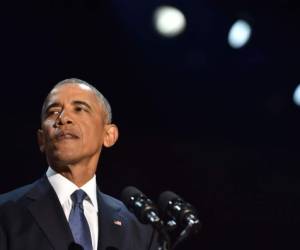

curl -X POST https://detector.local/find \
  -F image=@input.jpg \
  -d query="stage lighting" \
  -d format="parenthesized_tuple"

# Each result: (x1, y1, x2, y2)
(153, 6, 186, 38)
(228, 19, 252, 49)
(293, 84, 300, 106)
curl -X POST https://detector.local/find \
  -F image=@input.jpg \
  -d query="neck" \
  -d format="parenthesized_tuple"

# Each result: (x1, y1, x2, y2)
(51, 160, 98, 187)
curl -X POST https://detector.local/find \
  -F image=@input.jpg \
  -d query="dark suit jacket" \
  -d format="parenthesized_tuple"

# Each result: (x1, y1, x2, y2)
(0, 177, 158, 250)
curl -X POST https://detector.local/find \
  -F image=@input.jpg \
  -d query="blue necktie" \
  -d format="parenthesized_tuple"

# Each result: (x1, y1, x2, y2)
(69, 189, 93, 250)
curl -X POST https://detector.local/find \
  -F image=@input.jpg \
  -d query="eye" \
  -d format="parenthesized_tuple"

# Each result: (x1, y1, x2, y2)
(75, 106, 89, 113)
(46, 109, 61, 117)
(75, 106, 83, 112)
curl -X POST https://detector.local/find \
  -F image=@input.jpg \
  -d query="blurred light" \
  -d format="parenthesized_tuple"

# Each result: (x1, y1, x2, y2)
(293, 84, 300, 106)
(228, 20, 252, 49)
(153, 6, 186, 37)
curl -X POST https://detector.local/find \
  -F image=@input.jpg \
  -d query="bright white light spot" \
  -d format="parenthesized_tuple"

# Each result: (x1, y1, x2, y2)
(228, 19, 252, 49)
(293, 84, 300, 106)
(153, 6, 186, 38)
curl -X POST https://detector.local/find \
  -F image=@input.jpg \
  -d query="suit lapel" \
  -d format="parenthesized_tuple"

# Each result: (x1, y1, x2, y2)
(23, 177, 126, 250)
(97, 190, 124, 250)
(25, 177, 74, 250)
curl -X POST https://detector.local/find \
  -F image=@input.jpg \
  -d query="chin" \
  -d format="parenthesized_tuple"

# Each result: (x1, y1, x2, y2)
(49, 150, 81, 166)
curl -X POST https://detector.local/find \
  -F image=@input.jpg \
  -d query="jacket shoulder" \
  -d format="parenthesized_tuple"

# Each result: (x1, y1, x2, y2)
(99, 192, 124, 209)
(0, 182, 36, 205)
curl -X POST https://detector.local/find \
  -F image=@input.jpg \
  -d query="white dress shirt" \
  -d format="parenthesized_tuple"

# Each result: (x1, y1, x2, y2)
(46, 167, 99, 250)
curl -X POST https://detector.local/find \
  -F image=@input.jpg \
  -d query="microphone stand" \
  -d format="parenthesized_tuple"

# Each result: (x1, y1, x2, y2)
(145, 211, 171, 250)
(157, 228, 171, 250)
(169, 214, 201, 250)
(145, 205, 201, 250)
(170, 224, 193, 250)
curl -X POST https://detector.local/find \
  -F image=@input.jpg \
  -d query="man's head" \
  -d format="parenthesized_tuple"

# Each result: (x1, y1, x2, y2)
(37, 78, 118, 169)
(41, 78, 112, 124)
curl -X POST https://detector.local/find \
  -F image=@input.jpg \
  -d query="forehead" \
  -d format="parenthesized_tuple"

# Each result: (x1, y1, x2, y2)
(47, 83, 99, 106)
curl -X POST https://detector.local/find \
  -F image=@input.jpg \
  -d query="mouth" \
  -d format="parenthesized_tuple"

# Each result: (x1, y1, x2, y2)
(55, 131, 79, 141)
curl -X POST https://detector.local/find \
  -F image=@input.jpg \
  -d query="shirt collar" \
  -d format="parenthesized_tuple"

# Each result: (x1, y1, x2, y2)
(46, 166, 98, 212)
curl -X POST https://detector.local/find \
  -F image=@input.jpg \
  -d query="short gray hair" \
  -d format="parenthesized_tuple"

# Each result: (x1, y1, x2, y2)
(41, 78, 112, 123)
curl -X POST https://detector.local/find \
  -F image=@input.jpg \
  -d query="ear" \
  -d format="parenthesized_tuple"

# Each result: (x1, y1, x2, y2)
(103, 124, 119, 148)
(37, 129, 45, 153)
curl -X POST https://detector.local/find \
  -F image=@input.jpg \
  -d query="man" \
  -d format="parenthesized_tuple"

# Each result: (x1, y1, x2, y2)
(0, 78, 157, 250)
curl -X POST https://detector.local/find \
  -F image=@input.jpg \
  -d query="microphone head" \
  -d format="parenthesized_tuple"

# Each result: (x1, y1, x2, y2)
(121, 186, 161, 225)
(158, 190, 201, 233)
(121, 186, 143, 207)
(158, 191, 181, 215)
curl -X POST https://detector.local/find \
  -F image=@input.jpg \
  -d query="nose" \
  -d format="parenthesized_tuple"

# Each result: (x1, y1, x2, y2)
(54, 109, 73, 127)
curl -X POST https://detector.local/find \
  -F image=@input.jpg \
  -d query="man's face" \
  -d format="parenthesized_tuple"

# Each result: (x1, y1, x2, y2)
(38, 83, 109, 167)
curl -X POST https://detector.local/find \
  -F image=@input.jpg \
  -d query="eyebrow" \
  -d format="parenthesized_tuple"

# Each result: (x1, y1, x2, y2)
(44, 100, 93, 113)
(45, 102, 61, 113)
(72, 100, 92, 111)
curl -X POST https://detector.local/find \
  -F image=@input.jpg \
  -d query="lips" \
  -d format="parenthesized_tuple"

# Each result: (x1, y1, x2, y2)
(55, 130, 79, 140)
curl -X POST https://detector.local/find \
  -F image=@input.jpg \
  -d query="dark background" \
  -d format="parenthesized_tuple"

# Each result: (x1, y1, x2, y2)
(1, 0, 300, 249)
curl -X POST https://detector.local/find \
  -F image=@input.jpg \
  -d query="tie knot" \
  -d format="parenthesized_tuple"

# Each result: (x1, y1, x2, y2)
(71, 189, 87, 205)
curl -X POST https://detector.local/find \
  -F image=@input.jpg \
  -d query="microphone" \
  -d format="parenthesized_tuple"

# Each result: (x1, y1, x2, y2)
(158, 191, 201, 234)
(121, 186, 171, 248)
(121, 186, 162, 226)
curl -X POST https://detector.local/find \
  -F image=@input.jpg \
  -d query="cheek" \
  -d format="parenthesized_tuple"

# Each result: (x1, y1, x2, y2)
(43, 121, 55, 133)
(44, 119, 55, 127)
(81, 123, 100, 141)
(88, 125, 104, 145)
(41, 123, 56, 143)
